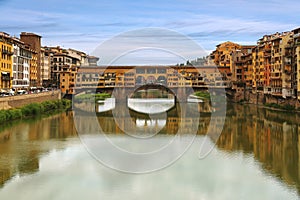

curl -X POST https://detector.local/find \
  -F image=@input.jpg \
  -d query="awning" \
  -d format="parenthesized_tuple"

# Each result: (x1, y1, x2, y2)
(1, 72, 8, 75)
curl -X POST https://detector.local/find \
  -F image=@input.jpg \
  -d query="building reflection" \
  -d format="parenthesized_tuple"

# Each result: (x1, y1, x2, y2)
(0, 112, 76, 188)
(217, 104, 300, 194)
(0, 104, 300, 195)
(75, 103, 300, 194)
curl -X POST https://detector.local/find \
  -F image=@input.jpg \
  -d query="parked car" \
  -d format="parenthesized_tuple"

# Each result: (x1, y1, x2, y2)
(0, 89, 14, 96)
(17, 90, 28, 95)
(7, 89, 15, 96)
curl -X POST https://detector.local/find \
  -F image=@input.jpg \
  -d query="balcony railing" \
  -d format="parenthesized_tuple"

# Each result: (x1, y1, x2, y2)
(285, 78, 292, 83)
(284, 61, 292, 65)
(2, 49, 13, 55)
(293, 33, 300, 38)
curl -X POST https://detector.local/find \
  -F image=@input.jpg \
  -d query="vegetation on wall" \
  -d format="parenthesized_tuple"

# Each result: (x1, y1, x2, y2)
(0, 99, 71, 124)
(74, 93, 111, 102)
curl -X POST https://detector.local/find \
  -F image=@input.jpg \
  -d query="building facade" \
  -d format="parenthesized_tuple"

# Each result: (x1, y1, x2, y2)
(20, 32, 42, 87)
(0, 32, 13, 89)
(11, 37, 33, 90)
(292, 28, 300, 100)
(40, 47, 53, 87)
(209, 27, 300, 100)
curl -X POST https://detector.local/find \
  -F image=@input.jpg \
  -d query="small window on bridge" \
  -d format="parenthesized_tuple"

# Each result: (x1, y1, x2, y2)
(157, 69, 166, 74)
(136, 69, 145, 74)
(147, 68, 156, 74)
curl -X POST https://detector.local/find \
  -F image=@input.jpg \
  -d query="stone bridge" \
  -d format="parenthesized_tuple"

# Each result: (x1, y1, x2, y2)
(78, 84, 227, 103)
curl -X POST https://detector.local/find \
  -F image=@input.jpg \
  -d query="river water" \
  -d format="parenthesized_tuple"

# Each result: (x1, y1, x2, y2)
(0, 102, 299, 200)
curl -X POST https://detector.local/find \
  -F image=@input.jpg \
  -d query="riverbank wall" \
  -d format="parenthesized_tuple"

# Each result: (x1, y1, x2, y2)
(228, 89, 300, 109)
(0, 90, 61, 110)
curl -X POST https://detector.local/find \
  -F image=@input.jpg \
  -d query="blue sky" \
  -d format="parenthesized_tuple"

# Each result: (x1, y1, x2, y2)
(1, 0, 299, 64)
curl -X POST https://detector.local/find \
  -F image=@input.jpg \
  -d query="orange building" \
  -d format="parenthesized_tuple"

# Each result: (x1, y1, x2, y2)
(210, 41, 241, 68)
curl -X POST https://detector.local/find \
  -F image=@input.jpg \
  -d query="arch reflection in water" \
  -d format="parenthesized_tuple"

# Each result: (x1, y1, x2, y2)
(97, 98, 115, 113)
(135, 118, 166, 132)
(127, 98, 175, 114)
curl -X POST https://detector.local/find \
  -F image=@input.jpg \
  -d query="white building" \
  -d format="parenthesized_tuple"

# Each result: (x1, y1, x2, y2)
(11, 38, 32, 90)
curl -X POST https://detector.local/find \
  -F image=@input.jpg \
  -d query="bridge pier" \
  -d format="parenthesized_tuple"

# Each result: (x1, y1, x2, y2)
(176, 87, 186, 103)
(175, 87, 194, 103)
(112, 88, 128, 103)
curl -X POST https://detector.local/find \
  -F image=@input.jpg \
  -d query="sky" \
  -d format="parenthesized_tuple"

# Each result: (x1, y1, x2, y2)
(0, 0, 299, 64)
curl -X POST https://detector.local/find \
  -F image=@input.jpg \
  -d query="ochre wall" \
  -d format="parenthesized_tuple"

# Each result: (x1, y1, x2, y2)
(0, 90, 61, 110)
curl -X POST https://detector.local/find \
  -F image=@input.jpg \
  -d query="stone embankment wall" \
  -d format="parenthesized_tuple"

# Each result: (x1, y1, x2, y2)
(0, 90, 61, 110)
(228, 89, 300, 109)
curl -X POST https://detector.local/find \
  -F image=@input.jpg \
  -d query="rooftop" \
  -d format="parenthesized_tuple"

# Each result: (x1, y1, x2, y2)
(20, 32, 41, 38)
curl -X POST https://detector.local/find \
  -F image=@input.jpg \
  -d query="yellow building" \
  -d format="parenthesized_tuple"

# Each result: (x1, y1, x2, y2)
(60, 66, 77, 94)
(210, 41, 241, 68)
(230, 45, 254, 91)
(270, 32, 292, 97)
(30, 50, 38, 87)
(0, 32, 13, 89)
(242, 52, 253, 89)
(252, 43, 268, 92)
(292, 28, 300, 100)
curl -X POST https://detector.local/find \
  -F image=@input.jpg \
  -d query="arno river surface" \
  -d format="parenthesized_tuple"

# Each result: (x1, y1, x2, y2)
(0, 97, 300, 199)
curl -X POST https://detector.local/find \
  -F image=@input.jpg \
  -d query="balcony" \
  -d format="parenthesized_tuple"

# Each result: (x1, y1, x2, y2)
(285, 52, 292, 57)
(1, 76, 11, 81)
(285, 78, 292, 83)
(270, 72, 281, 79)
(284, 69, 292, 75)
(285, 44, 293, 49)
(284, 61, 292, 65)
(2, 49, 13, 55)
(293, 33, 300, 38)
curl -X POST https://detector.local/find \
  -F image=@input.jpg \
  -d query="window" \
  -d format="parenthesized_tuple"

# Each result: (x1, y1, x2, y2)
(136, 68, 145, 74)
(157, 68, 166, 74)
(147, 68, 156, 74)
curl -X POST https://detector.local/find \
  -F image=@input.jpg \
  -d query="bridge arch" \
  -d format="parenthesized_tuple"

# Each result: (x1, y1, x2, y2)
(157, 75, 167, 85)
(129, 84, 175, 98)
(136, 76, 146, 85)
(146, 76, 156, 84)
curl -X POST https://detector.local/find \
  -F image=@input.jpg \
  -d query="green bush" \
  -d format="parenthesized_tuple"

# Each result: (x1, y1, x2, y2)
(194, 91, 210, 99)
(0, 110, 7, 124)
(61, 99, 72, 109)
(21, 103, 42, 116)
(0, 99, 71, 124)
(7, 109, 22, 120)
(265, 103, 295, 111)
(75, 93, 111, 102)
(5, 109, 12, 120)
(283, 104, 295, 111)
(21, 105, 32, 116)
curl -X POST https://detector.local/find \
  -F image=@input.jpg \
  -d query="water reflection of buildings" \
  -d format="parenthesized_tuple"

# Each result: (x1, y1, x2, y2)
(0, 112, 76, 188)
(1, 103, 300, 196)
(217, 104, 300, 194)
(75, 111, 215, 138)
(76, 103, 300, 194)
